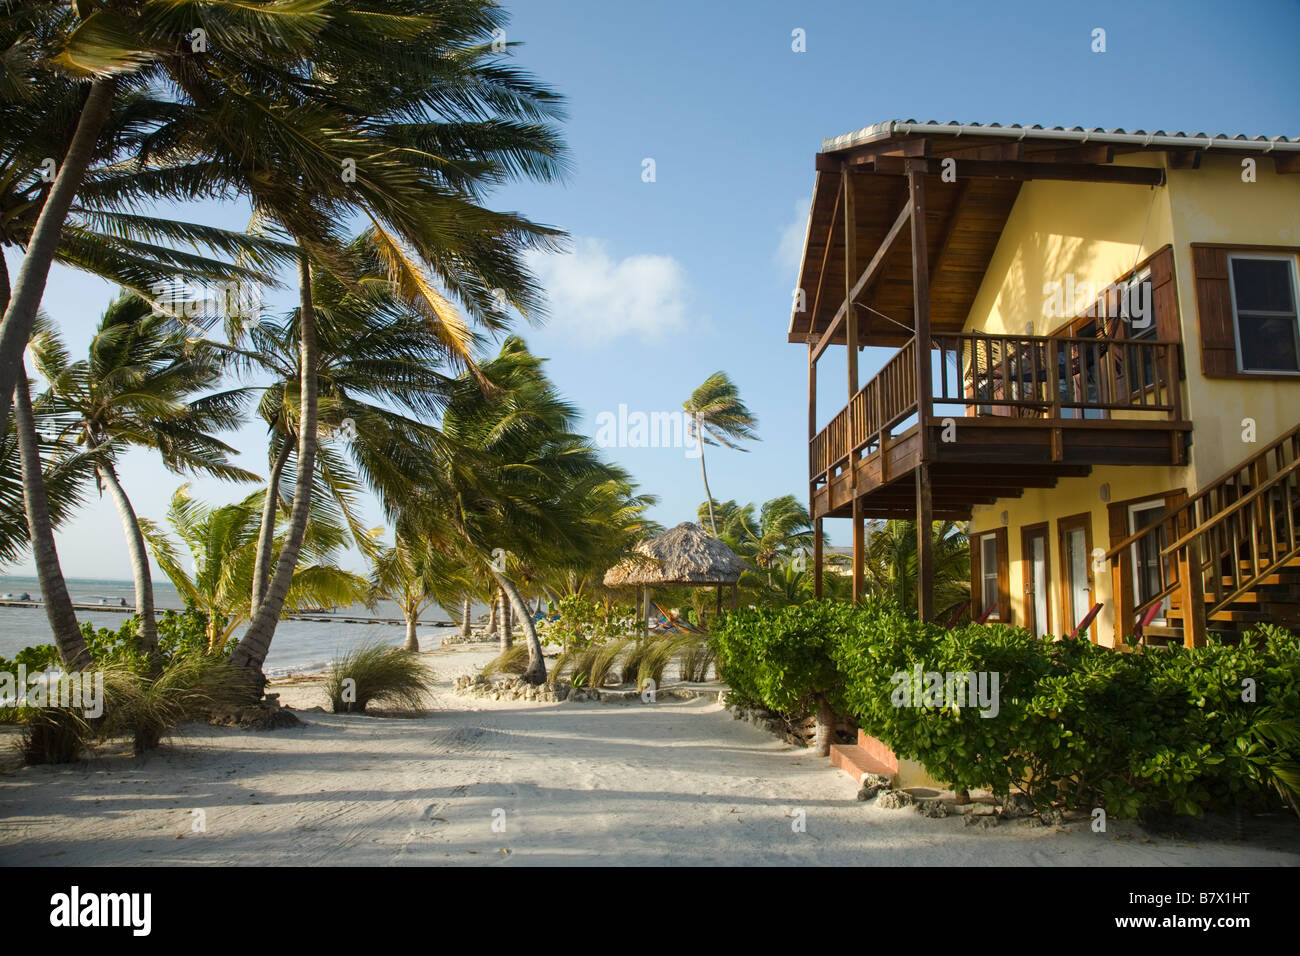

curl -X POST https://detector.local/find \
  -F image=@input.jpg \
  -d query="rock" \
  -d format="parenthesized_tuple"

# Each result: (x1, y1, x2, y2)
(1001, 793, 1035, 819)
(963, 814, 999, 829)
(916, 799, 948, 818)
(856, 785, 881, 802)
(969, 803, 999, 817)
(876, 789, 914, 810)
(861, 773, 892, 790)
(1035, 807, 1065, 827)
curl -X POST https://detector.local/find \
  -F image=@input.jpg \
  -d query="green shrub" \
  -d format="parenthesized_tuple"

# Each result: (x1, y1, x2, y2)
(325, 642, 435, 713)
(711, 601, 848, 718)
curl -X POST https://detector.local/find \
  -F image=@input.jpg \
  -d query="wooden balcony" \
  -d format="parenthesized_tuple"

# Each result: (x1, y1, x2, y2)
(809, 332, 1192, 521)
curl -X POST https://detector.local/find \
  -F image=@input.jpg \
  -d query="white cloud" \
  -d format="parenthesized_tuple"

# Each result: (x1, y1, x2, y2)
(527, 237, 693, 346)
(776, 196, 813, 274)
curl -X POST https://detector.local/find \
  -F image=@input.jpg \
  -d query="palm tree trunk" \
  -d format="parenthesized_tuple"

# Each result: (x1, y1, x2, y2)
(486, 592, 497, 635)
(231, 254, 319, 673)
(498, 587, 513, 651)
(697, 426, 717, 534)
(459, 599, 472, 639)
(491, 570, 545, 684)
(811, 694, 835, 757)
(0, 79, 115, 438)
(250, 436, 293, 615)
(403, 610, 419, 652)
(13, 369, 90, 671)
(94, 458, 158, 655)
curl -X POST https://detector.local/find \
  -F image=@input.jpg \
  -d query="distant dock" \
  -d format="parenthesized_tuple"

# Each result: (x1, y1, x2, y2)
(0, 600, 454, 627)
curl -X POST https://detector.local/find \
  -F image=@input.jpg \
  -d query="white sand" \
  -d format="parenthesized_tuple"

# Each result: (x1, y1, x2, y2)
(1, 643, 1297, 866)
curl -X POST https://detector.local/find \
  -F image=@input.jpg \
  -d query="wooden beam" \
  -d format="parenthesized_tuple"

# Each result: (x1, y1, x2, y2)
(1026, 144, 1114, 165)
(872, 156, 1165, 186)
(808, 177, 842, 332)
(843, 167, 859, 407)
(1274, 153, 1300, 174)
(909, 158, 935, 624)
(852, 497, 864, 603)
(1167, 148, 1202, 170)
(814, 517, 823, 599)
(837, 137, 930, 168)
(810, 196, 911, 365)
(930, 179, 971, 285)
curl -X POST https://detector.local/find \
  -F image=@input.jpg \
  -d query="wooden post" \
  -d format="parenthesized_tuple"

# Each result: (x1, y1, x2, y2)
(715, 585, 723, 617)
(731, 583, 738, 610)
(814, 517, 824, 599)
(908, 159, 935, 622)
(1179, 539, 1207, 647)
(852, 498, 864, 603)
(843, 169, 859, 411)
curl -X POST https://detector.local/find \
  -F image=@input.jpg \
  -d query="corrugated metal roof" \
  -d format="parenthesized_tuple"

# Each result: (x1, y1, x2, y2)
(822, 120, 1300, 153)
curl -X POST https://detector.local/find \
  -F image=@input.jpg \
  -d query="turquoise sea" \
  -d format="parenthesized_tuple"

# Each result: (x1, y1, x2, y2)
(0, 576, 470, 677)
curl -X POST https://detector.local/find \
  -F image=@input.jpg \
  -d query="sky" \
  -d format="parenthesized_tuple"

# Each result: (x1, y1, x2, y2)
(6, 0, 1300, 579)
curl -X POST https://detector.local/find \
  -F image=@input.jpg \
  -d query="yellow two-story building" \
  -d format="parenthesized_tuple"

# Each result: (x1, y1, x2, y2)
(791, 120, 1300, 647)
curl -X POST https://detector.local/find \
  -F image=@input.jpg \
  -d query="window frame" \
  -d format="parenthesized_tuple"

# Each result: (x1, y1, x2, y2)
(1226, 252, 1300, 376)
(1127, 498, 1171, 625)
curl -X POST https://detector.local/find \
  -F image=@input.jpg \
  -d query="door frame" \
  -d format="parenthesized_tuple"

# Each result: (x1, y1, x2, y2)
(1057, 511, 1096, 641)
(1021, 522, 1052, 638)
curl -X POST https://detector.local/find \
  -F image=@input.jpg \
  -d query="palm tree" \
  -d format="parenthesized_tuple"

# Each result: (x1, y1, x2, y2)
(142, 486, 369, 653)
(29, 294, 257, 654)
(369, 533, 473, 653)
(713, 494, 813, 579)
(431, 337, 637, 684)
(0, 0, 308, 435)
(221, 236, 466, 619)
(682, 372, 758, 534)
(863, 520, 971, 616)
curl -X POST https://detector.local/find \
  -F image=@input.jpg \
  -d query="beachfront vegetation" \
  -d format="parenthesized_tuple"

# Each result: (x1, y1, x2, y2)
(0, 1, 606, 706)
(713, 602, 1300, 819)
(324, 642, 435, 714)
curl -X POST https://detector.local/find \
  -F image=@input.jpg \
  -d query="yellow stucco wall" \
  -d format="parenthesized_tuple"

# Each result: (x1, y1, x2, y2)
(1167, 154, 1300, 481)
(962, 152, 1300, 645)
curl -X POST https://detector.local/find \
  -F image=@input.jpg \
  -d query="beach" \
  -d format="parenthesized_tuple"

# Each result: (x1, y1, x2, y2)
(2, 642, 1296, 867)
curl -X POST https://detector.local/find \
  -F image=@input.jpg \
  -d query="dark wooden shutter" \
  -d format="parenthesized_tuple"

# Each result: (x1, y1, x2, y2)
(1148, 245, 1181, 343)
(994, 527, 1011, 625)
(1191, 245, 1238, 377)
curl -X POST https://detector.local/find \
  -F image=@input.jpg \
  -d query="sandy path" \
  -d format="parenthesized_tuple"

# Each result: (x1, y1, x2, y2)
(1, 644, 1297, 866)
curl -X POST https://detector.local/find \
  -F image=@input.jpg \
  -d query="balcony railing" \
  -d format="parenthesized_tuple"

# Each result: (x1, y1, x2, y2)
(810, 332, 1184, 487)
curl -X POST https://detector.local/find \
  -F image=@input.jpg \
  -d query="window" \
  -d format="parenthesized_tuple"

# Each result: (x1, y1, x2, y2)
(1228, 255, 1300, 373)
(971, 528, 1008, 623)
(1128, 500, 1170, 623)
(1122, 269, 1158, 393)
(980, 534, 999, 616)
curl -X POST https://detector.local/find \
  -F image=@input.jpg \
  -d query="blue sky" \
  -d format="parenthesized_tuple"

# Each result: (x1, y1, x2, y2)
(7, 0, 1300, 578)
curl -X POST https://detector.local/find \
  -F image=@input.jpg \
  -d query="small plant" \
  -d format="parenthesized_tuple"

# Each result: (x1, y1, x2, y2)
(482, 645, 530, 678)
(678, 640, 715, 682)
(100, 653, 258, 754)
(553, 638, 627, 689)
(20, 707, 91, 765)
(638, 637, 687, 690)
(325, 642, 435, 714)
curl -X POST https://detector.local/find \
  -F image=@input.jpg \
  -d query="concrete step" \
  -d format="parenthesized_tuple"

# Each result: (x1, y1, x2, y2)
(829, 744, 896, 784)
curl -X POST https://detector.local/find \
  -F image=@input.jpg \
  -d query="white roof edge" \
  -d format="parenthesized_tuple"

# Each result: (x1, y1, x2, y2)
(821, 121, 1300, 154)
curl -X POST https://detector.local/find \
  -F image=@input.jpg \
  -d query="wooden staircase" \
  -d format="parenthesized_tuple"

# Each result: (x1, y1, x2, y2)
(1105, 422, 1300, 645)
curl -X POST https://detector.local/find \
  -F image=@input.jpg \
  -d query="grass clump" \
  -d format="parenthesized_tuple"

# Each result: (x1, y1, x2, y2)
(677, 640, 716, 682)
(482, 645, 530, 679)
(325, 642, 434, 714)
(553, 639, 627, 689)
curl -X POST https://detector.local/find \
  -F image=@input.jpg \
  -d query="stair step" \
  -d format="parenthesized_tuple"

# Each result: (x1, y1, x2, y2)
(1167, 607, 1267, 624)
(829, 744, 896, 785)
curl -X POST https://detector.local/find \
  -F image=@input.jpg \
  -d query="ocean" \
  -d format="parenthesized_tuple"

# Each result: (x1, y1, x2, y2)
(0, 576, 476, 677)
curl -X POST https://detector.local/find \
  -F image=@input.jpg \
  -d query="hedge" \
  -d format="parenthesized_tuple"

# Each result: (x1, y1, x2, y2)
(711, 600, 1300, 818)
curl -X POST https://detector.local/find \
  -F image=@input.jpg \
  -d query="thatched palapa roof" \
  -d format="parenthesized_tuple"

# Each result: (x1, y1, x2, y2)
(602, 522, 748, 588)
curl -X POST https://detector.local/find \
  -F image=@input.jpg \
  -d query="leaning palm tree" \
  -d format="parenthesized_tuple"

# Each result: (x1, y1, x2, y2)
(682, 372, 759, 534)
(429, 337, 637, 684)
(368, 534, 472, 653)
(714, 494, 813, 580)
(142, 486, 370, 653)
(28, 294, 257, 654)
